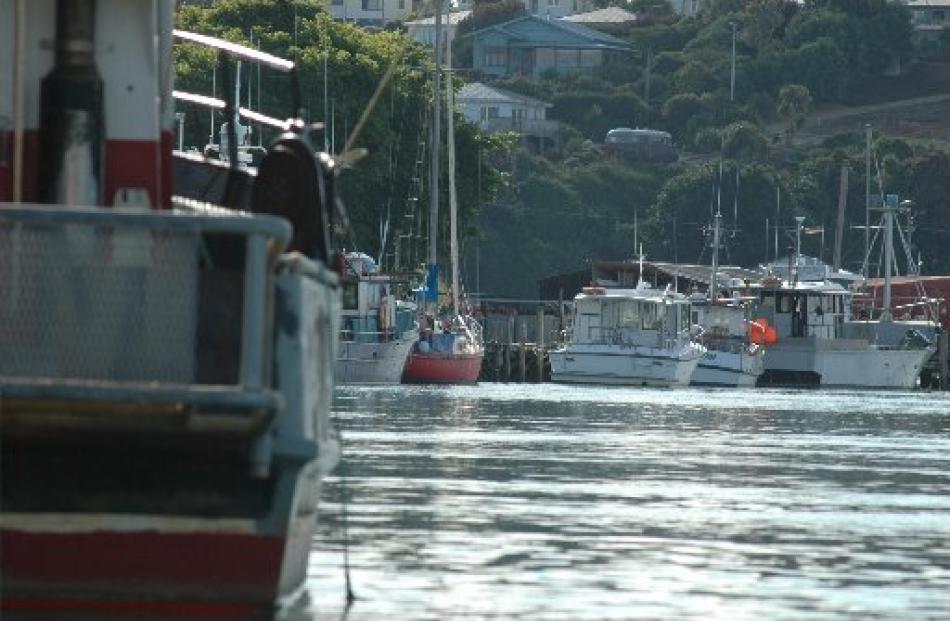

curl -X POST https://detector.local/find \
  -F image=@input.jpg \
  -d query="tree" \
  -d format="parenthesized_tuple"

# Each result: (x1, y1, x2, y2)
(741, 0, 786, 51)
(721, 122, 769, 161)
(776, 83, 811, 144)
(175, 0, 507, 263)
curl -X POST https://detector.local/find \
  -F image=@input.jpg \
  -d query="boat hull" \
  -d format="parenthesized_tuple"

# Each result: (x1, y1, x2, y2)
(2, 519, 288, 607)
(336, 334, 416, 384)
(759, 338, 933, 388)
(550, 345, 702, 387)
(402, 351, 483, 384)
(691, 349, 763, 387)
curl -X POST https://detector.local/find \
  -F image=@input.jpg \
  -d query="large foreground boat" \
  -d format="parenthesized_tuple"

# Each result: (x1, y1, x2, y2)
(1, 0, 341, 609)
(550, 270, 705, 387)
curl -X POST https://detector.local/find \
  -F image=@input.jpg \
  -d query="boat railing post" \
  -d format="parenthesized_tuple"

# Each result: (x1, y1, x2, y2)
(537, 306, 544, 383)
(241, 232, 268, 391)
(519, 322, 527, 383)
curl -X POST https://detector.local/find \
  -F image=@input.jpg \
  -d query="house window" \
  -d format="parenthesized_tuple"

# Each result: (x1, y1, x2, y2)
(332, 0, 343, 5)
(483, 47, 507, 67)
(934, 9, 946, 21)
(398, 0, 405, 8)
(580, 49, 600, 67)
(555, 49, 579, 68)
(549, 0, 559, 5)
(480, 107, 500, 120)
(362, 0, 381, 9)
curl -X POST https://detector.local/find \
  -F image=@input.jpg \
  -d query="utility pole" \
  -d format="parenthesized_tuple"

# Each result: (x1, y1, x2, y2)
(729, 21, 737, 102)
(643, 47, 652, 114)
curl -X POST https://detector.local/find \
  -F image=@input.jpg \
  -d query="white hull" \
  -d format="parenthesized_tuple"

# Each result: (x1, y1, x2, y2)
(550, 344, 702, 387)
(762, 338, 933, 389)
(691, 349, 763, 387)
(335, 333, 417, 384)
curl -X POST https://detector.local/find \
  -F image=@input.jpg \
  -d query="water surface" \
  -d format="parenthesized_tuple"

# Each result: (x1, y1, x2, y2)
(307, 384, 950, 621)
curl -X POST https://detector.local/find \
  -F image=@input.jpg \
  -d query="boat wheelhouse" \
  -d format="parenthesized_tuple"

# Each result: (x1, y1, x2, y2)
(550, 283, 704, 387)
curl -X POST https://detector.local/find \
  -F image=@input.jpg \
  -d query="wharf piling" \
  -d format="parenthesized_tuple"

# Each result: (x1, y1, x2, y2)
(940, 331, 949, 391)
(480, 340, 551, 382)
(475, 299, 566, 383)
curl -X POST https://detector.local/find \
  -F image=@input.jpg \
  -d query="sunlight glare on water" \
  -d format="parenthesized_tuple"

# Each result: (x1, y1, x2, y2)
(304, 384, 950, 621)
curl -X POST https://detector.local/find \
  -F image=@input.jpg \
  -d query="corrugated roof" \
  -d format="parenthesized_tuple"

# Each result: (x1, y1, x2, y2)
(457, 81, 552, 107)
(906, 0, 950, 7)
(560, 6, 639, 24)
(468, 14, 630, 48)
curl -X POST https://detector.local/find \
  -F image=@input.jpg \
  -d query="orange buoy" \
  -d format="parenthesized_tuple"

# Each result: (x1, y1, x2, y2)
(749, 318, 768, 345)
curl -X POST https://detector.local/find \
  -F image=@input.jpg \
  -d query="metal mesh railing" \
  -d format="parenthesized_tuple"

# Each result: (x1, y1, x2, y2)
(0, 222, 199, 382)
(0, 203, 290, 388)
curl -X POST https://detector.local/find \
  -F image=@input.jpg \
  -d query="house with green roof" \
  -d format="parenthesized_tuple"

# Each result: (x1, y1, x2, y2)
(467, 15, 632, 79)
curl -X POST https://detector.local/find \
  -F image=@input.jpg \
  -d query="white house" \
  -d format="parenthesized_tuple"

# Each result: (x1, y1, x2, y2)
(405, 10, 471, 46)
(669, 0, 703, 17)
(457, 82, 558, 147)
(327, 0, 415, 25)
(454, 0, 596, 19)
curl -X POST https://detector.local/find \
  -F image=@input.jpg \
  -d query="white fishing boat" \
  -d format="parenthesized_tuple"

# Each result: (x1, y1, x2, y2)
(689, 209, 764, 387)
(691, 297, 764, 387)
(752, 215, 934, 389)
(550, 260, 705, 387)
(337, 253, 418, 384)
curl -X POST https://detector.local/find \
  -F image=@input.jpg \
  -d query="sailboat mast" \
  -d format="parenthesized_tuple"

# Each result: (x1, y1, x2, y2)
(710, 209, 721, 301)
(428, 0, 443, 269)
(446, 23, 460, 316)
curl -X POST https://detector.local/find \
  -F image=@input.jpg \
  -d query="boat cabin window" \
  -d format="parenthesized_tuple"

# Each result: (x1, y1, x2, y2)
(619, 300, 640, 327)
(640, 302, 658, 330)
(776, 293, 794, 314)
(342, 282, 358, 310)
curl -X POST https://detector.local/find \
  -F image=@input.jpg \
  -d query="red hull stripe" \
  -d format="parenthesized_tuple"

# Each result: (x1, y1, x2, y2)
(403, 353, 483, 384)
(1, 598, 261, 618)
(0, 131, 162, 208)
(1, 528, 284, 603)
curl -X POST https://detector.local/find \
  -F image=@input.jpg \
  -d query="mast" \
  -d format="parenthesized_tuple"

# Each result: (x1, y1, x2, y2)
(446, 21, 460, 316)
(794, 216, 805, 285)
(882, 195, 894, 321)
(864, 124, 872, 277)
(428, 0, 443, 270)
(710, 208, 721, 301)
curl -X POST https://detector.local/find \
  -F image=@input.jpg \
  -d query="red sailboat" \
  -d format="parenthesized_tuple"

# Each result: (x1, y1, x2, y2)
(401, 2, 483, 384)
